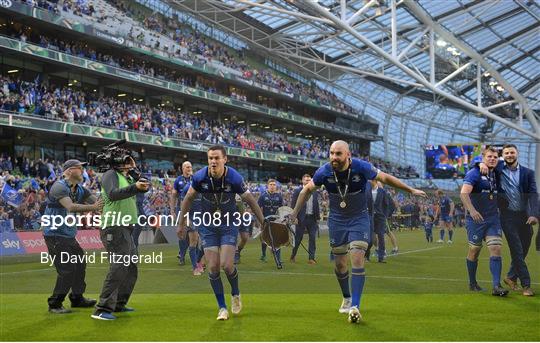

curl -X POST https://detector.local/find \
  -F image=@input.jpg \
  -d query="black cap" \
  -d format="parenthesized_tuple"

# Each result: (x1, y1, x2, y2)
(62, 159, 88, 171)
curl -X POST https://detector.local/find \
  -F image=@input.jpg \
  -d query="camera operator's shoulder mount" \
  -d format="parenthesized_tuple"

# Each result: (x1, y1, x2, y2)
(87, 139, 147, 182)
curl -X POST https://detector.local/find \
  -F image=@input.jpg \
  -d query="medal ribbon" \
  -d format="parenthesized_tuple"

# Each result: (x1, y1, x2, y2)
(209, 167, 227, 212)
(332, 162, 351, 206)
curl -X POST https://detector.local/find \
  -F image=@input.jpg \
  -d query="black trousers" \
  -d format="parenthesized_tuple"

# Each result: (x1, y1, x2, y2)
(536, 226, 540, 252)
(367, 215, 386, 260)
(44, 235, 87, 308)
(500, 210, 533, 287)
(291, 215, 318, 260)
(132, 224, 142, 248)
(95, 226, 138, 313)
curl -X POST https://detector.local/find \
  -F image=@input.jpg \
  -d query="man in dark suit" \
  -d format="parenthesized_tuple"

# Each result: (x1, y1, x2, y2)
(290, 174, 319, 264)
(366, 180, 394, 262)
(480, 144, 538, 296)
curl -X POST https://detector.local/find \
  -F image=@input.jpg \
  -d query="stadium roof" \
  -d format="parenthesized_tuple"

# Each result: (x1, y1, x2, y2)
(160, 0, 539, 170)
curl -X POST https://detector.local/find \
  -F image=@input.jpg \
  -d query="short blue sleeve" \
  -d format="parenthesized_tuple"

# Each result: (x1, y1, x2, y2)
(312, 165, 326, 187)
(191, 173, 203, 193)
(463, 168, 479, 186)
(357, 159, 379, 181)
(229, 168, 247, 194)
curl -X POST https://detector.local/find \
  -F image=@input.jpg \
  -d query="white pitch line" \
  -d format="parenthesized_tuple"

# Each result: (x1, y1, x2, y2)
(0, 268, 50, 275)
(77, 266, 538, 286)
(2, 265, 539, 286)
(386, 245, 443, 256)
(2, 245, 539, 287)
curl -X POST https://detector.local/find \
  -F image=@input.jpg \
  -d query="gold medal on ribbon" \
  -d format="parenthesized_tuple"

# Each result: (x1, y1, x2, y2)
(333, 163, 351, 211)
(209, 167, 227, 216)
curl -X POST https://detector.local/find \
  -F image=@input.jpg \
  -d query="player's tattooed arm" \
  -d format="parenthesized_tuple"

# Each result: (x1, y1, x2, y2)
(376, 172, 427, 198)
(290, 181, 319, 221)
(241, 192, 265, 226)
(460, 184, 483, 223)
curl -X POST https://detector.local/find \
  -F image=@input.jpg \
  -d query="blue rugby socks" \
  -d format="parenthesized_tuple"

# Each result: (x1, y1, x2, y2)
(466, 258, 478, 285)
(197, 246, 204, 263)
(439, 229, 445, 241)
(209, 272, 226, 309)
(178, 238, 188, 260)
(188, 246, 198, 270)
(351, 268, 366, 308)
(274, 248, 281, 262)
(448, 230, 454, 241)
(489, 256, 502, 287)
(334, 269, 351, 298)
(225, 268, 240, 296)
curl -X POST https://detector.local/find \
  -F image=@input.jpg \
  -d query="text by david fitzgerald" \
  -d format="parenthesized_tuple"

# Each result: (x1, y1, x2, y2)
(41, 251, 163, 267)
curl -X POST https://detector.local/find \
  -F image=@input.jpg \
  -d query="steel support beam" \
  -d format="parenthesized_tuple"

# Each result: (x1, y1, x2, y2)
(404, 0, 540, 136)
(391, 0, 398, 58)
(302, 0, 540, 140)
(435, 61, 473, 88)
(347, 0, 377, 26)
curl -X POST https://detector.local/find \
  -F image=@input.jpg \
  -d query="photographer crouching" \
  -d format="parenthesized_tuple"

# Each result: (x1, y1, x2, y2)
(42, 159, 103, 314)
(89, 141, 150, 320)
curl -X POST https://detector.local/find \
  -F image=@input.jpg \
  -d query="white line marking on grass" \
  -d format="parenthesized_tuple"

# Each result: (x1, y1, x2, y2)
(3, 265, 538, 286)
(3, 245, 538, 287)
(387, 246, 443, 256)
(0, 268, 50, 275)
(77, 267, 537, 286)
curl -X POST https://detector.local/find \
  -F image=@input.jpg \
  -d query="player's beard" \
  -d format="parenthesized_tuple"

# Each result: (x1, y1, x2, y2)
(504, 156, 517, 167)
(331, 160, 346, 171)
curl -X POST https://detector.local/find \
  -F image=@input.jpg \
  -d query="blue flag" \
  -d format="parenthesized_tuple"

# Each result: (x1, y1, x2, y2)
(30, 179, 40, 190)
(0, 219, 14, 232)
(1, 183, 24, 208)
(48, 169, 56, 180)
(82, 169, 89, 182)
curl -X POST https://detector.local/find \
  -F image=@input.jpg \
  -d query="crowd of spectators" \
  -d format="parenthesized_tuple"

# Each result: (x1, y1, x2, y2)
(0, 74, 418, 176)
(0, 75, 335, 160)
(3, 21, 358, 131)
(0, 155, 166, 232)
(15, 0, 358, 115)
(1, 153, 423, 233)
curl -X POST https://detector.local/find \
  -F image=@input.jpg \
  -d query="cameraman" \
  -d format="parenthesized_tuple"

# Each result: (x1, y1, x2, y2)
(42, 159, 103, 314)
(92, 157, 149, 321)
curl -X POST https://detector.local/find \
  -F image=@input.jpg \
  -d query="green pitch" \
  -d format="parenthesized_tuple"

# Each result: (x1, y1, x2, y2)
(1, 229, 539, 341)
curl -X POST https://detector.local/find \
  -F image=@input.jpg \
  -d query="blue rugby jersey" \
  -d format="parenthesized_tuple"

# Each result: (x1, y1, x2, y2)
(257, 191, 283, 217)
(463, 167, 498, 218)
(312, 158, 378, 221)
(190, 166, 247, 221)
